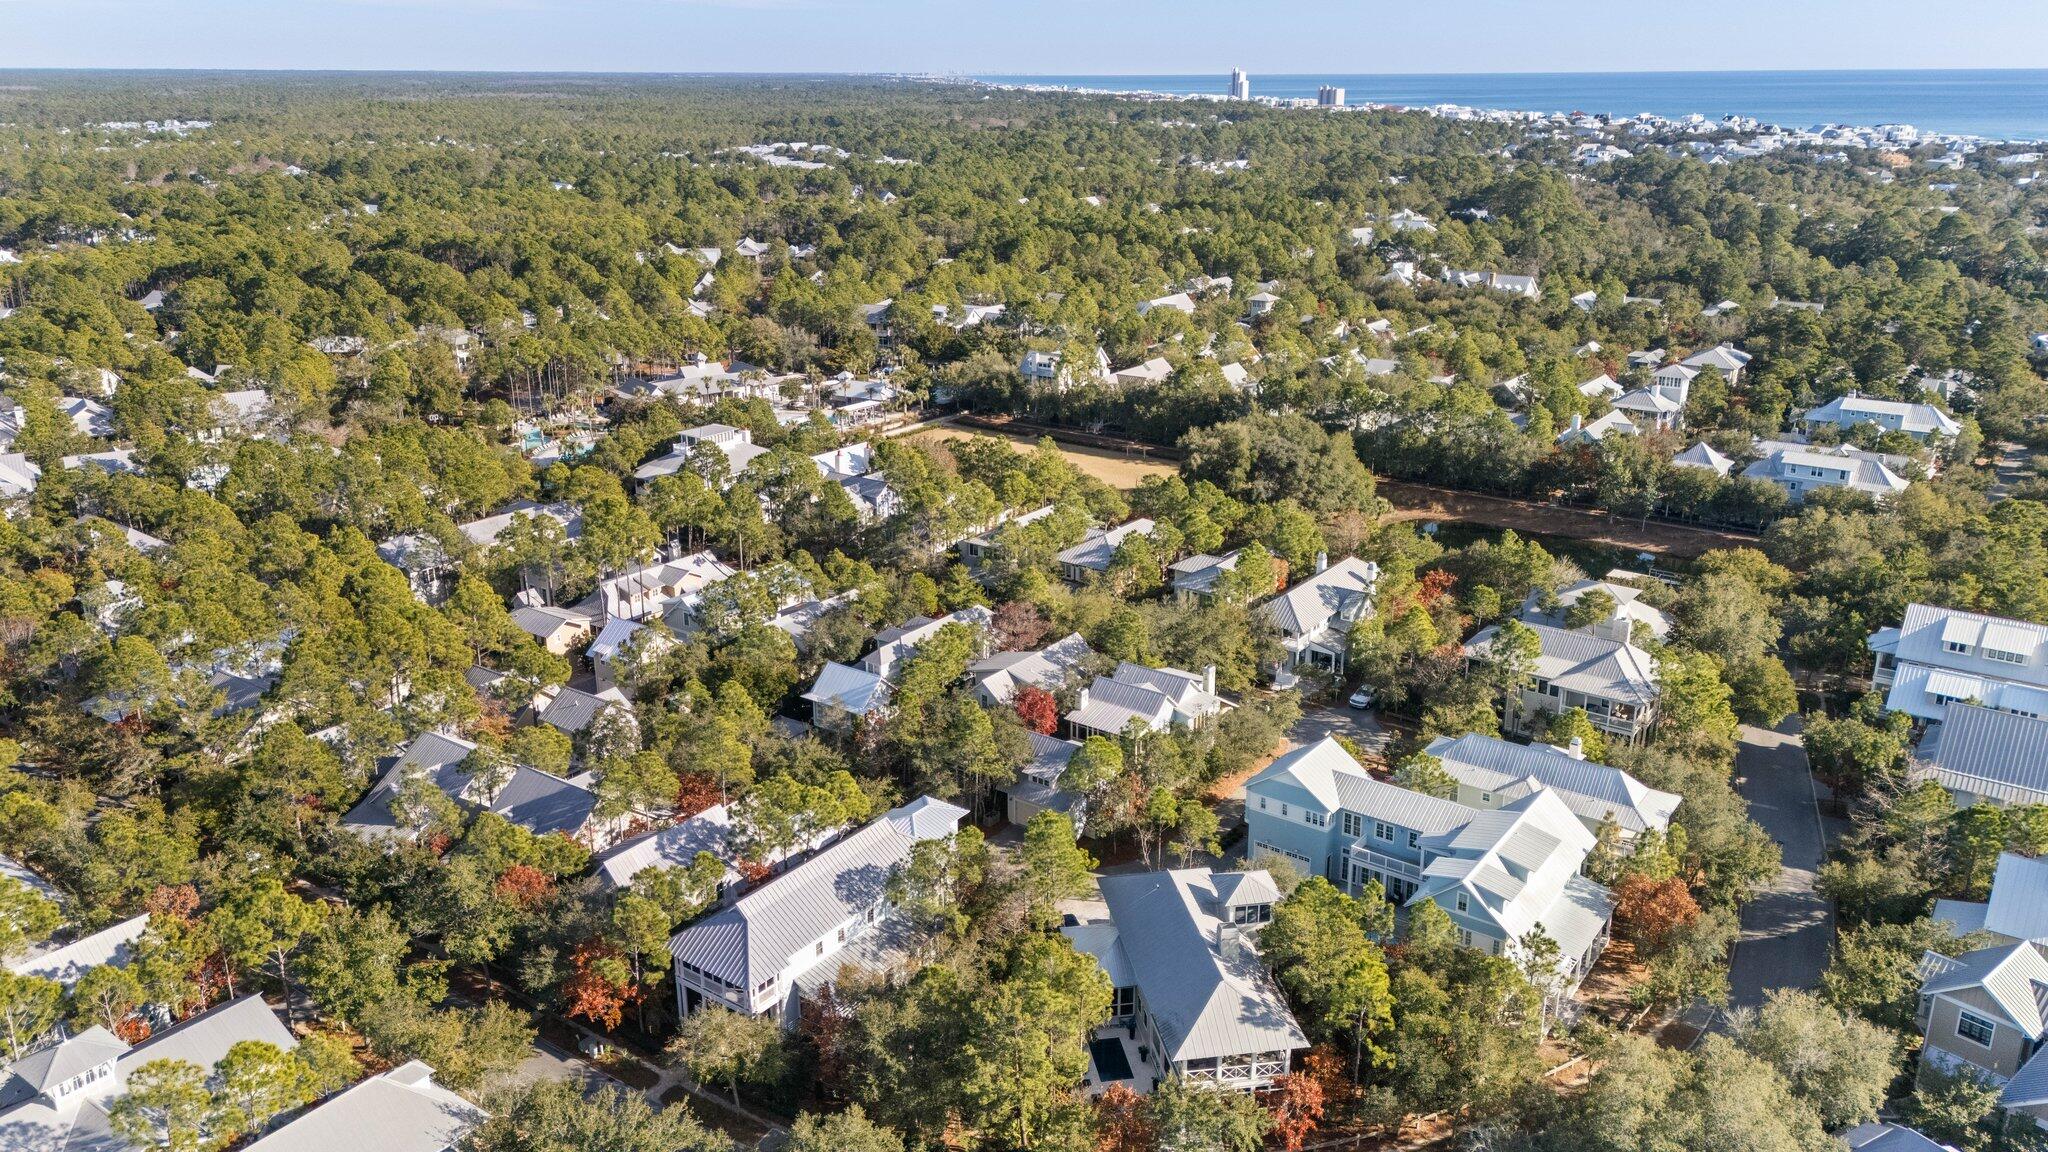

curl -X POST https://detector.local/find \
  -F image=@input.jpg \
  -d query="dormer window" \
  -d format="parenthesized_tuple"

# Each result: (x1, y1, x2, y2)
(1945, 639, 1972, 655)
(1986, 647, 2027, 665)
(1455, 893, 1469, 914)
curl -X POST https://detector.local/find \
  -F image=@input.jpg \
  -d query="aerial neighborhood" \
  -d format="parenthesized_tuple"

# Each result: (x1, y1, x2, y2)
(0, 56, 2041, 1152)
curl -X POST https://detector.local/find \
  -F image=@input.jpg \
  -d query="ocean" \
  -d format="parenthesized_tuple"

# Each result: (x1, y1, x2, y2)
(970, 70, 2048, 141)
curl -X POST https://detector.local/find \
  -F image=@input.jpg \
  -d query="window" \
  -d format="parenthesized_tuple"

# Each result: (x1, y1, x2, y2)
(1480, 791, 1492, 803)
(1279, 803, 1290, 817)
(1958, 1010, 1996, 1047)
(1374, 821, 1393, 842)
(816, 941, 825, 956)
(1457, 928, 1473, 947)
(1234, 903, 1273, 926)
(1407, 831, 1420, 849)
(1945, 640, 1971, 655)
(1455, 893, 1469, 913)
(1987, 648, 2027, 665)
(1257, 797, 1266, 811)
(1305, 811, 1326, 828)
(837, 928, 847, 944)
(1341, 812, 1361, 838)
(1491, 939, 1502, 956)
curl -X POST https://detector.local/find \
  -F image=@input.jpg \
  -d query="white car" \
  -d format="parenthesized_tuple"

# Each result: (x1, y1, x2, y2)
(1347, 686, 1375, 710)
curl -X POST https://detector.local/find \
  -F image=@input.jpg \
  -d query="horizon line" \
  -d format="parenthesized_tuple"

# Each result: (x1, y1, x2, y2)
(1, 65, 2047, 79)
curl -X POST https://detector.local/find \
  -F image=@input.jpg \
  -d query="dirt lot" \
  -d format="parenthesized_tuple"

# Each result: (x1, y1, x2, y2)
(1377, 480, 1759, 559)
(905, 425, 1178, 490)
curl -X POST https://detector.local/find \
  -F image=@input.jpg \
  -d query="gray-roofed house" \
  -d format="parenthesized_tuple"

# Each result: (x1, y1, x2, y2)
(1869, 605, 2048, 725)
(573, 550, 735, 624)
(509, 605, 594, 655)
(1917, 940, 2048, 1114)
(1245, 738, 1613, 1005)
(803, 662, 891, 734)
(668, 796, 967, 1027)
(534, 684, 632, 738)
(1679, 343, 1753, 383)
(1056, 519, 1156, 584)
(1913, 702, 2048, 808)
(1423, 732, 1680, 840)
(968, 633, 1094, 707)
(1001, 731, 1087, 829)
(1257, 554, 1380, 674)
(1066, 663, 1227, 740)
(0, 995, 294, 1151)
(342, 732, 627, 849)
(1515, 578, 1672, 642)
(1670, 441, 1735, 477)
(7, 914, 148, 991)
(241, 1061, 483, 1152)
(456, 500, 582, 550)
(1464, 621, 1660, 744)
(1933, 853, 2048, 946)
(1744, 440, 1911, 503)
(1803, 393, 1961, 442)
(1066, 868, 1305, 1095)
(1168, 551, 1242, 604)
(1844, 1124, 1960, 1152)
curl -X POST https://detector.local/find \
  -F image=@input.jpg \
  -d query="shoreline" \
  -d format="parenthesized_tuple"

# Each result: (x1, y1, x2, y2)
(940, 73, 2048, 146)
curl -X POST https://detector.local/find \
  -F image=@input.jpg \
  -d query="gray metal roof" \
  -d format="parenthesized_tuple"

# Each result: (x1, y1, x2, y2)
(7, 915, 148, 990)
(1914, 702, 2048, 805)
(1248, 737, 1472, 834)
(1845, 1124, 1959, 1152)
(1465, 622, 1659, 707)
(667, 797, 966, 993)
(595, 804, 738, 890)
(488, 766, 600, 838)
(1092, 869, 1307, 1064)
(1921, 941, 2048, 1037)
(537, 686, 628, 734)
(802, 661, 890, 716)
(1424, 732, 1680, 834)
(243, 1061, 483, 1152)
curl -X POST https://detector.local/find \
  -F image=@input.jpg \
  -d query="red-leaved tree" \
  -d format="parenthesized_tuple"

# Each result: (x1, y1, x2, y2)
(1093, 1083, 1152, 1152)
(562, 940, 639, 1030)
(495, 864, 554, 908)
(1261, 1072, 1327, 1152)
(1014, 685, 1060, 735)
(1612, 874, 1701, 955)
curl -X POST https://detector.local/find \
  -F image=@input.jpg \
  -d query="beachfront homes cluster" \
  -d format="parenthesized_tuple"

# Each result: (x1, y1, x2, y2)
(1244, 737, 1629, 998)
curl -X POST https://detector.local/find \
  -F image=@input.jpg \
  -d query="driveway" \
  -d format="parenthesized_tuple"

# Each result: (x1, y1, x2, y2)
(1724, 719, 1836, 1012)
(1288, 704, 1391, 756)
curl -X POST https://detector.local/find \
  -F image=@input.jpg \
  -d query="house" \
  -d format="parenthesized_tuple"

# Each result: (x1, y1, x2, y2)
(376, 534, 457, 601)
(1056, 519, 1156, 584)
(1136, 292, 1196, 317)
(1933, 852, 2048, 945)
(862, 606, 993, 681)
(1110, 358, 1173, 387)
(1612, 387, 1684, 432)
(6, 914, 148, 991)
(1422, 732, 1680, 840)
(1844, 1124, 1962, 1152)
(1803, 394, 1961, 442)
(1168, 550, 1245, 603)
(1743, 441, 1910, 503)
(1916, 940, 2048, 1098)
(1001, 731, 1088, 828)
(1065, 868, 1306, 1095)
(1257, 554, 1380, 674)
(1386, 209, 1435, 233)
(668, 796, 968, 1026)
(1678, 343, 1752, 384)
(593, 801, 831, 896)
(509, 604, 594, 655)
(1464, 621, 1660, 743)
(1244, 738, 1613, 997)
(1516, 578, 1672, 641)
(342, 731, 626, 849)
(810, 443, 900, 523)
(1019, 347, 1111, 390)
(56, 397, 113, 438)
(457, 500, 581, 550)
(0, 454, 38, 500)
(1670, 441, 1735, 476)
(241, 1061, 484, 1152)
(1867, 605, 2048, 724)
(633, 424, 769, 485)
(1554, 410, 1638, 446)
(574, 551, 735, 624)
(587, 616, 674, 693)
(1066, 663, 1227, 740)
(968, 632, 1094, 707)
(1910, 702, 2048, 807)
(533, 684, 632, 738)
(1245, 291, 1280, 317)
(0, 995, 294, 1151)
(1577, 374, 1624, 401)
(802, 662, 891, 734)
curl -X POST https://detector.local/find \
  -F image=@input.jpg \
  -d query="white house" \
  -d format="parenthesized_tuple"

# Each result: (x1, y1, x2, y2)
(1743, 440, 1910, 502)
(1066, 663, 1227, 740)
(1257, 554, 1380, 673)
(1802, 394, 1961, 442)
(1056, 519, 1156, 583)
(1423, 732, 1680, 840)
(1867, 604, 2048, 724)
(1670, 441, 1735, 476)
(1136, 292, 1197, 317)
(1464, 621, 1661, 743)
(242, 1061, 484, 1152)
(1516, 578, 1672, 641)
(668, 796, 967, 1026)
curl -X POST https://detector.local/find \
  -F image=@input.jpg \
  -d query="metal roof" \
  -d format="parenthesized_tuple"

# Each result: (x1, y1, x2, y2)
(667, 797, 966, 994)
(1914, 702, 2048, 805)
(1425, 733, 1680, 834)
(1248, 737, 1472, 834)
(1465, 622, 1659, 707)
(1920, 941, 2048, 1038)
(1091, 869, 1307, 1064)
(242, 1061, 483, 1152)
(595, 804, 739, 890)
(7, 914, 148, 990)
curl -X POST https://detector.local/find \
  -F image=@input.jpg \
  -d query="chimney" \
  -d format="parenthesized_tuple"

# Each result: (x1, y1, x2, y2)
(1204, 665, 1217, 695)
(1566, 736, 1585, 760)
(1569, 413, 1583, 431)
(1077, 687, 1090, 712)
(1216, 923, 1241, 960)
(1315, 551, 1328, 574)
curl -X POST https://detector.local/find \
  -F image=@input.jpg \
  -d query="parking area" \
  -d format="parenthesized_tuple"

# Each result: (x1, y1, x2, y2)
(1288, 704, 1392, 757)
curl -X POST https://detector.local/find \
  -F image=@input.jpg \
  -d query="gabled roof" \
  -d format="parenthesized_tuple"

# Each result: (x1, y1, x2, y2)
(7, 1027, 124, 1097)
(1259, 556, 1379, 640)
(1464, 622, 1659, 708)
(1679, 344, 1752, 373)
(537, 685, 629, 734)
(242, 1061, 484, 1152)
(596, 804, 739, 890)
(1671, 441, 1734, 476)
(1920, 941, 2048, 1038)
(969, 632, 1094, 703)
(7, 914, 149, 989)
(488, 766, 602, 838)
(1915, 703, 2048, 806)
(121, 994, 296, 1074)
(667, 797, 966, 993)
(1516, 578, 1672, 640)
(1411, 789, 1606, 949)
(1055, 519, 1156, 573)
(803, 661, 891, 716)
(1247, 737, 1473, 833)
(1424, 732, 1681, 834)
(1613, 387, 1682, 415)
(1844, 1124, 1958, 1152)
(458, 500, 581, 549)
(1804, 394, 1960, 437)
(1088, 869, 1308, 1064)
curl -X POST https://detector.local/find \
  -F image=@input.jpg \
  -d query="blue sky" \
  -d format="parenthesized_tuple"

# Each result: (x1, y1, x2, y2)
(1, 0, 2044, 74)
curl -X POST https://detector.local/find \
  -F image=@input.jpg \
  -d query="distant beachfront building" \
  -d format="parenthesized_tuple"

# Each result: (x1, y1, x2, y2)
(1318, 86, 1346, 108)
(1229, 69, 1250, 101)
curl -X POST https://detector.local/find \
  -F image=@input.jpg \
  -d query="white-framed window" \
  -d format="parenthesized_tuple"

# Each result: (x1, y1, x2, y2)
(1305, 811, 1326, 828)
(1257, 796, 1267, 811)
(816, 941, 825, 956)
(1458, 928, 1473, 947)
(1958, 1010, 1996, 1047)
(1341, 812, 1361, 837)
(1986, 648, 2026, 665)
(1407, 831, 1420, 849)
(1455, 893, 1469, 913)
(1944, 639, 1971, 655)
(1374, 821, 1393, 842)
(1480, 791, 1492, 803)
(1280, 803, 1290, 817)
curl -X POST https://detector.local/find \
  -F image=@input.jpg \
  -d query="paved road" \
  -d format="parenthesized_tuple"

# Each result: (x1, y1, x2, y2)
(1724, 719, 1834, 1011)
(1288, 704, 1391, 756)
